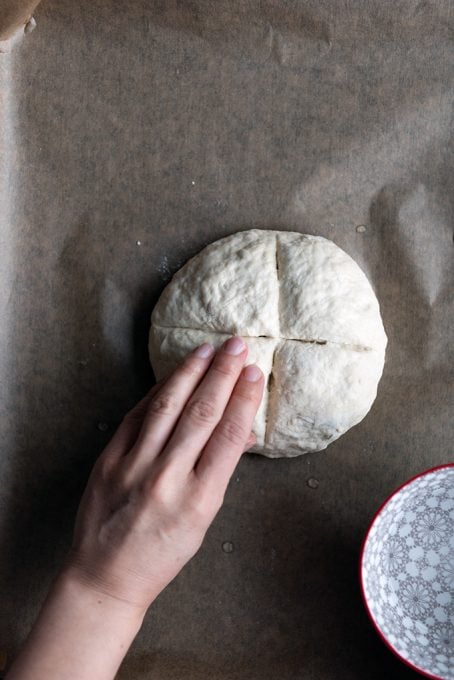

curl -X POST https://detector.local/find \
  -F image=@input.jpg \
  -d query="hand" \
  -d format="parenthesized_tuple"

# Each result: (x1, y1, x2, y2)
(65, 336, 264, 612)
(6, 337, 264, 680)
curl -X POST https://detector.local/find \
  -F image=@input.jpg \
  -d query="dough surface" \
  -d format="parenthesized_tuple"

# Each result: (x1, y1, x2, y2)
(152, 230, 279, 337)
(150, 229, 387, 457)
(150, 327, 276, 447)
(266, 341, 385, 457)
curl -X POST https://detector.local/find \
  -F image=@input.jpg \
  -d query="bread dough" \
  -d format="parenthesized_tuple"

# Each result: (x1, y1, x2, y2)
(152, 230, 279, 337)
(266, 341, 385, 457)
(277, 233, 387, 350)
(150, 327, 277, 447)
(149, 230, 387, 457)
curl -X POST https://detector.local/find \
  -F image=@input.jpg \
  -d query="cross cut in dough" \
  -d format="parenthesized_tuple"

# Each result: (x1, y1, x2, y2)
(149, 230, 387, 457)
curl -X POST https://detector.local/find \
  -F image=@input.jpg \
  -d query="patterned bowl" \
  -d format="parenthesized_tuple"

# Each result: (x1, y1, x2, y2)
(360, 464, 454, 679)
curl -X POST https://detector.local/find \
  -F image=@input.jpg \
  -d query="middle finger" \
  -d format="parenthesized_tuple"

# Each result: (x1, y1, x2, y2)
(161, 336, 248, 472)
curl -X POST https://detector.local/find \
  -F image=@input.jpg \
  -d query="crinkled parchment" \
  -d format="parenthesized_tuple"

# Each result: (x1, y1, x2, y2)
(0, 2, 452, 679)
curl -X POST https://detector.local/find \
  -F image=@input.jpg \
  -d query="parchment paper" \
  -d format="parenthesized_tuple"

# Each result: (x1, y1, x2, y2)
(0, 2, 453, 679)
(0, 0, 39, 42)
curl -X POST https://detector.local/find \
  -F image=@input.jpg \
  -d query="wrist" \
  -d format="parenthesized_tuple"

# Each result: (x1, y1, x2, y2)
(61, 547, 163, 612)
(7, 568, 146, 680)
(54, 566, 148, 629)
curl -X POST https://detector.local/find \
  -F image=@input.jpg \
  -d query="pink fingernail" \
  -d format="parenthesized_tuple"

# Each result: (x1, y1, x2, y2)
(243, 364, 262, 382)
(193, 342, 214, 359)
(223, 336, 246, 356)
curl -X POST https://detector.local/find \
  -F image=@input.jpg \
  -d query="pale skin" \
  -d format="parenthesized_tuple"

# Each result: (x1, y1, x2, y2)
(6, 336, 264, 680)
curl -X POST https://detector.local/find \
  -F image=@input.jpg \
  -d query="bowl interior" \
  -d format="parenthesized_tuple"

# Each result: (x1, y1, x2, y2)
(361, 466, 454, 679)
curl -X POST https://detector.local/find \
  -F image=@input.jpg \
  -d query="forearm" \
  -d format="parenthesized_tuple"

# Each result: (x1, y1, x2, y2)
(6, 569, 146, 680)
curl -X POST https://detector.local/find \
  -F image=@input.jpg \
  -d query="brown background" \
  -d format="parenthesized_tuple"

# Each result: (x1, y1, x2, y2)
(0, 1, 453, 678)
(0, 0, 40, 40)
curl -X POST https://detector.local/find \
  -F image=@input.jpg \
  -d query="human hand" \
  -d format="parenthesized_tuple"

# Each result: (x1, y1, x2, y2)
(65, 336, 264, 613)
(6, 337, 263, 680)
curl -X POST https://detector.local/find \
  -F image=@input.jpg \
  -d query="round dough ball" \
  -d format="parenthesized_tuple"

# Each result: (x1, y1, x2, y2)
(149, 230, 387, 458)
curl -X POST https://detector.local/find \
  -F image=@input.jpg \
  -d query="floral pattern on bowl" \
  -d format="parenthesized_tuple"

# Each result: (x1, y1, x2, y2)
(361, 465, 454, 680)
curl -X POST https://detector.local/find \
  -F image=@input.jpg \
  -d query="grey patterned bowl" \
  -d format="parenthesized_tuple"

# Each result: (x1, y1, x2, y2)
(360, 465, 454, 679)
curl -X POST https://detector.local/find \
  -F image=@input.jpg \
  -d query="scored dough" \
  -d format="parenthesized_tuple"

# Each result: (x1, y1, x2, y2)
(149, 229, 387, 458)
(277, 233, 387, 350)
(266, 341, 385, 457)
(152, 230, 280, 337)
(150, 327, 277, 448)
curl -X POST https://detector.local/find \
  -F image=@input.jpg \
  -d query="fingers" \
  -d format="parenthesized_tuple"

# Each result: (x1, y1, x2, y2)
(100, 383, 164, 462)
(160, 337, 249, 472)
(124, 342, 215, 472)
(196, 364, 264, 485)
(109, 338, 258, 492)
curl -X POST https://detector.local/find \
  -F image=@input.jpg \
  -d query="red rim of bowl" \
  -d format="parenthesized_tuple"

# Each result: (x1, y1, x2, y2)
(359, 463, 454, 680)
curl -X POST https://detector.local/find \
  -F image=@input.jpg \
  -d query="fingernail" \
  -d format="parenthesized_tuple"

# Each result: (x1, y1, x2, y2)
(243, 364, 262, 382)
(223, 336, 246, 355)
(193, 342, 214, 359)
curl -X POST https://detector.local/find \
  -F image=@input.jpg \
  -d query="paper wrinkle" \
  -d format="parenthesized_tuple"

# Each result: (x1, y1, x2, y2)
(366, 179, 454, 377)
(0, 57, 14, 393)
(369, 182, 453, 306)
(150, 2, 332, 67)
(100, 279, 134, 364)
(0, 17, 35, 53)
(0, 56, 16, 543)
(146, 1, 452, 67)
(391, 183, 448, 308)
(292, 93, 452, 230)
(24, 16, 36, 34)
(269, 26, 332, 67)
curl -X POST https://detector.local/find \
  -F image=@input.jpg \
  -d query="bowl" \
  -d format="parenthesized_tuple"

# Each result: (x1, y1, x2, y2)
(360, 464, 454, 679)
